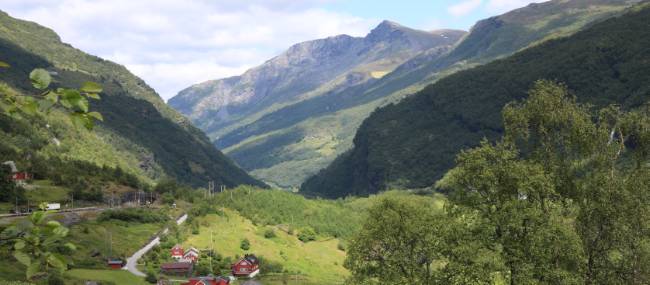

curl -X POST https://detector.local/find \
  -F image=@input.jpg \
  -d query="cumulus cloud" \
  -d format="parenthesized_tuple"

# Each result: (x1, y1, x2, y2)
(1, 0, 376, 100)
(448, 0, 483, 17)
(448, 0, 541, 17)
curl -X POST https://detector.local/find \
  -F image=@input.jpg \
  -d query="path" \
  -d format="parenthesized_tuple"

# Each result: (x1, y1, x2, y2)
(124, 213, 188, 277)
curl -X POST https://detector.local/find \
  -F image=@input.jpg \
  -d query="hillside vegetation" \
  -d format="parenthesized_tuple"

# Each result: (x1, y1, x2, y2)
(302, 2, 650, 198)
(0, 10, 263, 188)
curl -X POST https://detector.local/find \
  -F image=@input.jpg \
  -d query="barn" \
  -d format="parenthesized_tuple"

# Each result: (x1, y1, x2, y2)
(161, 262, 193, 276)
(181, 276, 231, 285)
(231, 254, 260, 277)
(106, 259, 124, 270)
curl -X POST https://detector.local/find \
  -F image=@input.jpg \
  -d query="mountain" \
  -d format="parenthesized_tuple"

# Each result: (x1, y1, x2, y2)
(169, 21, 466, 188)
(301, 2, 650, 198)
(171, 0, 638, 189)
(0, 11, 265, 188)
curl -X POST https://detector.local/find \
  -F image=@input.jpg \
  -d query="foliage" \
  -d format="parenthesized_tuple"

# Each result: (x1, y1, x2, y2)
(302, 4, 650, 198)
(0, 64, 103, 130)
(144, 270, 157, 284)
(0, 164, 26, 204)
(264, 228, 276, 239)
(211, 186, 363, 240)
(297, 227, 316, 243)
(345, 197, 448, 285)
(0, 203, 75, 280)
(240, 238, 250, 251)
(345, 81, 650, 284)
(98, 208, 168, 224)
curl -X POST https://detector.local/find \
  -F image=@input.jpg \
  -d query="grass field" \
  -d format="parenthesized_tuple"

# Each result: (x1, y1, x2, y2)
(184, 209, 348, 284)
(65, 269, 149, 285)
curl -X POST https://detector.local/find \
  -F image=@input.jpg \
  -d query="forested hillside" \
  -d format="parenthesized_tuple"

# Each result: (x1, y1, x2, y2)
(0, 11, 264, 188)
(302, 2, 650, 198)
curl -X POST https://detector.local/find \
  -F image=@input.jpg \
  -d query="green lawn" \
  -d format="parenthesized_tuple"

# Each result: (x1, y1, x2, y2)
(185, 209, 348, 284)
(25, 180, 70, 204)
(65, 269, 149, 285)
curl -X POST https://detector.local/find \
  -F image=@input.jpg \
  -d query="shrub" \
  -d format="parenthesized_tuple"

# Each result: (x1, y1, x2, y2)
(240, 238, 250, 250)
(264, 228, 276, 239)
(145, 270, 157, 284)
(298, 227, 316, 242)
(98, 208, 167, 223)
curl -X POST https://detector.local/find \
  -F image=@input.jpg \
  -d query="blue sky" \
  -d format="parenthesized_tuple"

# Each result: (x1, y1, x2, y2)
(1, 0, 540, 100)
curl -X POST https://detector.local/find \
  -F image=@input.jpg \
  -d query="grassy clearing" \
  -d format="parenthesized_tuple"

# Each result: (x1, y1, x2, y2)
(185, 209, 348, 284)
(65, 269, 149, 285)
(25, 180, 70, 203)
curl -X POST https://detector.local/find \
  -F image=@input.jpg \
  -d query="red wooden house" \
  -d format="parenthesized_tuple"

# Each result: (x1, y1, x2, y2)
(183, 247, 200, 263)
(231, 254, 260, 277)
(181, 276, 231, 285)
(171, 244, 184, 259)
(107, 259, 124, 269)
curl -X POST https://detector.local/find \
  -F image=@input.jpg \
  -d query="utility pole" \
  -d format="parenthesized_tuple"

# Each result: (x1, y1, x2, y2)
(210, 230, 214, 273)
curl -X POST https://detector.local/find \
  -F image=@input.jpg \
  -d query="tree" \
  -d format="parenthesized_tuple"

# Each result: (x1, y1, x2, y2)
(344, 197, 447, 285)
(0, 203, 76, 280)
(0, 164, 26, 204)
(240, 238, 250, 251)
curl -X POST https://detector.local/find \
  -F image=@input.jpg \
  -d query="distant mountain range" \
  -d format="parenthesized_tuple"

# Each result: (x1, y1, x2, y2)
(0, 11, 265, 188)
(169, 21, 466, 188)
(302, 0, 650, 198)
(171, 0, 640, 189)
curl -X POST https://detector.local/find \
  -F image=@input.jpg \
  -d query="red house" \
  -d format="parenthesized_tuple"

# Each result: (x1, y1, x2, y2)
(181, 276, 231, 285)
(107, 259, 124, 269)
(231, 254, 260, 277)
(171, 244, 184, 259)
(183, 247, 200, 263)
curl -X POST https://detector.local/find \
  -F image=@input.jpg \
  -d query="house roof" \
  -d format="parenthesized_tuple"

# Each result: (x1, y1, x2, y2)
(244, 254, 259, 265)
(107, 259, 123, 265)
(161, 262, 193, 269)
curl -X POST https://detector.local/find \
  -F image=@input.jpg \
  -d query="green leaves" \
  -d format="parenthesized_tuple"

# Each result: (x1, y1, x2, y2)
(29, 68, 51, 90)
(80, 81, 102, 94)
(13, 251, 31, 267)
(1, 67, 104, 131)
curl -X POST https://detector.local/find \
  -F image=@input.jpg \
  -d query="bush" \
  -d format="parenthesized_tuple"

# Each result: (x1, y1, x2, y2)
(337, 241, 347, 251)
(145, 270, 157, 284)
(258, 256, 284, 273)
(298, 227, 316, 243)
(240, 238, 250, 250)
(98, 208, 167, 223)
(264, 228, 276, 239)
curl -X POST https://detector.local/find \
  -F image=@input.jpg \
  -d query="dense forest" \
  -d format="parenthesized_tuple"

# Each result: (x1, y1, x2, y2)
(302, 3, 650, 198)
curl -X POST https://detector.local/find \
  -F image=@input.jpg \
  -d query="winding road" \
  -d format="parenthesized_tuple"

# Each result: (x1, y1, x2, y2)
(123, 213, 188, 276)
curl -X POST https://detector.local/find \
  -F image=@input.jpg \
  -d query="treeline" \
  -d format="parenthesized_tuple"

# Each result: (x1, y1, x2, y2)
(345, 81, 650, 284)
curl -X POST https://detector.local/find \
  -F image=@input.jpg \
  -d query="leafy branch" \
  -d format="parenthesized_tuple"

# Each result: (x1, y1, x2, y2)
(0, 61, 103, 130)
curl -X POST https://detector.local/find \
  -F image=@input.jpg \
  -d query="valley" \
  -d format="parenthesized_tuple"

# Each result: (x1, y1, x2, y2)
(1, 0, 650, 284)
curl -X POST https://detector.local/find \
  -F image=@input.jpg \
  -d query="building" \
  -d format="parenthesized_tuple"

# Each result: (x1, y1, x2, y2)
(181, 276, 231, 285)
(106, 259, 124, 270)
(161, 262, 193, 276)
(171, 245, 184, 260)
(182, 247, 200, 263)
(231, 254, 260, 277)
(2, 161, 31, 186)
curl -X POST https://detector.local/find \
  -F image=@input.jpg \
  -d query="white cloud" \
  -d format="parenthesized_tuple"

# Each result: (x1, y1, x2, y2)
(1, 0, 375, 100)
(485, 0, 541, 13)
(448, 0, 483, 17)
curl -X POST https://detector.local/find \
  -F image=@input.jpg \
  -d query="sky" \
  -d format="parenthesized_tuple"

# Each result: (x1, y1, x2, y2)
(1, 0, 541, 101)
